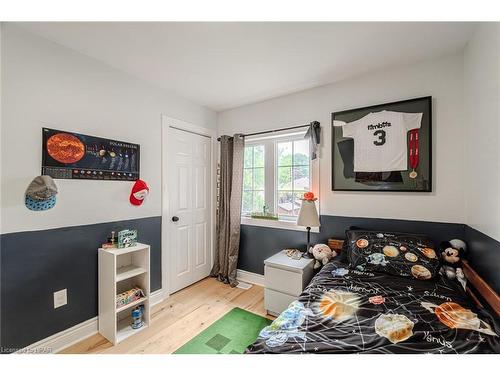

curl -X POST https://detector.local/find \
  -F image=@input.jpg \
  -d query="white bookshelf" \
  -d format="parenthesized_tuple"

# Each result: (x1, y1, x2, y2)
(98, 243, 151, 345)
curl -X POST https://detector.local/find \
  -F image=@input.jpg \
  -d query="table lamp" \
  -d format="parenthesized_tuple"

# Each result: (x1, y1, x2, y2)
(297, 192, 320, 258)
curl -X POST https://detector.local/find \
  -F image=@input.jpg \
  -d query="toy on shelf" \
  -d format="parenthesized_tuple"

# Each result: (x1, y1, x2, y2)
(118, 229, 138, 248)
(102, 230, 118, 249)
(116, 287, 145, 309)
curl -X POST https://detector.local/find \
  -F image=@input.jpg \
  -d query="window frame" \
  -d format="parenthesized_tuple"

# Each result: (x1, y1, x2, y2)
(241, 130, 319, 232)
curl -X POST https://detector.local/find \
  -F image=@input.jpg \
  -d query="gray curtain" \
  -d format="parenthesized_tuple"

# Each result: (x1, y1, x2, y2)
(211, 134, 245, 286)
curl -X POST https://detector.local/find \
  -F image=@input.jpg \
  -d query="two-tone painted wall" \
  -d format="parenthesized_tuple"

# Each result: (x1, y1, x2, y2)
(0, 25, 217, 350)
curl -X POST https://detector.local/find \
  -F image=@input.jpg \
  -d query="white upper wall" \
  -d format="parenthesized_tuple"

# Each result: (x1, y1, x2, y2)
(464, 23, 500, 241)
(218, 53, 466, 224)
(0, 25, 217, 234)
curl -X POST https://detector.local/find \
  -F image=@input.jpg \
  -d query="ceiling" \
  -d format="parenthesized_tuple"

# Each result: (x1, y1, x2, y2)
(17, 22, 476, 111)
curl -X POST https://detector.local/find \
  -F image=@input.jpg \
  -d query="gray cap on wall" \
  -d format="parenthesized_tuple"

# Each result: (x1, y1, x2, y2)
(25, 175, 58, 200)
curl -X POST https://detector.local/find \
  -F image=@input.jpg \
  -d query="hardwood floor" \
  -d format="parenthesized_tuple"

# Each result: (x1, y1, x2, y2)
(61, 277, 271, 354)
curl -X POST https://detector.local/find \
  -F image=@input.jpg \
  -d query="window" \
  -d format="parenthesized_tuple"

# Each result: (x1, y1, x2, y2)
(276, 139, 310, 218)
(242, 144, 265, 214)
(241, 132, 316, 222)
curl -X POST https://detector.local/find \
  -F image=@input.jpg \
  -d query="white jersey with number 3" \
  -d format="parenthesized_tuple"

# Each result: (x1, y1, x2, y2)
(342, 110, 422, 172)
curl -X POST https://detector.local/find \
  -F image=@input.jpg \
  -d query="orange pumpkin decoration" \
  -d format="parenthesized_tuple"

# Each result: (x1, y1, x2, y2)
(303, 192, 317, 201)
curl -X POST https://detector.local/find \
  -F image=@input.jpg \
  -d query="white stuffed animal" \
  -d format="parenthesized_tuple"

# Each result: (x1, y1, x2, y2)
(310, 244, 337, 269)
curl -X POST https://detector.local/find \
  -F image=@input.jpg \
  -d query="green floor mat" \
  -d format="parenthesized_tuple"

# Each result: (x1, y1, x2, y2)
(174, 307, 272, 354)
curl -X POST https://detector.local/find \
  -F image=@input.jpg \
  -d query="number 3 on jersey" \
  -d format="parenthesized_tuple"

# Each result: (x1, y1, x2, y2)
(373, 130, 386, 146)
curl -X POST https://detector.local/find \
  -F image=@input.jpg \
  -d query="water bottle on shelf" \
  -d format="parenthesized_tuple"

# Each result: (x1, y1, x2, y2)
(131, 306, 143, 329)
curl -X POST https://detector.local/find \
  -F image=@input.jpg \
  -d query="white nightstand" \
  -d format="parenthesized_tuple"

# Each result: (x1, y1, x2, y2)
(264, 251, 315, 317)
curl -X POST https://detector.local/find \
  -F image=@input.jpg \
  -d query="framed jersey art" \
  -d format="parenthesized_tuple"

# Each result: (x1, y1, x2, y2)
(331, 96, 432, 192)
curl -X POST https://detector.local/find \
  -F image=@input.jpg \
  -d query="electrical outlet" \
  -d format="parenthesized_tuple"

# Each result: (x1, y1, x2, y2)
(53, 289, 67, 309)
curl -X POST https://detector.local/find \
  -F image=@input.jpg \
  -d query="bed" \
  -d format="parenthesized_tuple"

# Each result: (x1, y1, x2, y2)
(246, 231, 500, 354)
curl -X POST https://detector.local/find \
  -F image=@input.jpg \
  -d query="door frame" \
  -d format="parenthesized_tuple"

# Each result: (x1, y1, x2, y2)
(160, 115, 217, 301)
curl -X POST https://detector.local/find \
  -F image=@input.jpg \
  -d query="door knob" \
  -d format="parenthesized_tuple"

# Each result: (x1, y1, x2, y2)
(172, 216, 179, 222)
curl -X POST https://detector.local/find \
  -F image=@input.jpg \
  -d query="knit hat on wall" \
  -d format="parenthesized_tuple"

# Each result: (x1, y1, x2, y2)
(130, 179, 149, 206)
(25, 175, 58, 211)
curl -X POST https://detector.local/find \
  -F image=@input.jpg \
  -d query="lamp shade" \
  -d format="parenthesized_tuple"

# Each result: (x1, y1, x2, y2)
(297, 200, 320, 227)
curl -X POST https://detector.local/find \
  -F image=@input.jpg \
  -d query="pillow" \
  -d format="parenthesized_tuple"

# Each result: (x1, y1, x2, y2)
(345, 230, 440, 280)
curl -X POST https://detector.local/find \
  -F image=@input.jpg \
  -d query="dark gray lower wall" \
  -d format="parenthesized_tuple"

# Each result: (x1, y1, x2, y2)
(1, 213, 499, 351)
(0, 216, 161, 351)
(238, 215, 465, 275)
(464, 226, 500, 294)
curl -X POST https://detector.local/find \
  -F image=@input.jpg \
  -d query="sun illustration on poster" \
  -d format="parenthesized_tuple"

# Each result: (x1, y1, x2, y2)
(46, 132, 85, 164)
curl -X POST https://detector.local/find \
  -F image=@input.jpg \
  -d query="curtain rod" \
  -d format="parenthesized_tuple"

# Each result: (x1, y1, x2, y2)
(217, 121, 319, 141)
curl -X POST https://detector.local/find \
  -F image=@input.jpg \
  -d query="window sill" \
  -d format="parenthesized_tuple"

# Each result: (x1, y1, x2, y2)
(240, 217, 320, 233)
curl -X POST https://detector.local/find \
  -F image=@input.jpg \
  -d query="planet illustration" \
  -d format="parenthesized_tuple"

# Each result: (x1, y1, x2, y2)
(317, 290, 361, 321)
(375, 314, 415, 344)
(369, 295, 386, 305)
(421, 247, 437, 259)
(421, 302, 498, 336)
(356, 238, 369, 249)
(47, 133, 85, 164)
(405, 252, 418, 262)
(259, 301, 314, 348)
(331, 267, 349, 277)
(383, 245, 399, 258)
(411, 265, 432, 280)
(368, 252, 388, 266)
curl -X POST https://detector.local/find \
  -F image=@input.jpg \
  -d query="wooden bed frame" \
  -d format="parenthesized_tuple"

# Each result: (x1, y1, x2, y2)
(462, 260, 500, 316)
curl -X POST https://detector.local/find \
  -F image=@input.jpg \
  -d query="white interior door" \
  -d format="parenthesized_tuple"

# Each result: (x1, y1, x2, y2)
(168, 127, 212, 293)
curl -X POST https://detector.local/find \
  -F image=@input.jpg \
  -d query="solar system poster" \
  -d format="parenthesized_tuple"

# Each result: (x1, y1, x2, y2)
(41, 128, 140, 181)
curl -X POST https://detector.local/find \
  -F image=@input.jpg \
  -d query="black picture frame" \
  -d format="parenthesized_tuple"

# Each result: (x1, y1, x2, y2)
(331, 96, 432, 192)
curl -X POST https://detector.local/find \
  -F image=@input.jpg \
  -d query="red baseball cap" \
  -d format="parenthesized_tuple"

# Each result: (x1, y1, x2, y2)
(130, 179, 149, 206)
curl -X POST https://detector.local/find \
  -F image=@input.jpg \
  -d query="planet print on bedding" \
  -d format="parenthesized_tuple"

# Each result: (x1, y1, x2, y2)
(375, 314, 415, 344)
(345, 230, 441, 281)
(314, 289, 361, 321)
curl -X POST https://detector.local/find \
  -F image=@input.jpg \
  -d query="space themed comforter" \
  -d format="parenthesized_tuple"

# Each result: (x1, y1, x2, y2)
(246, 260, 500, 354)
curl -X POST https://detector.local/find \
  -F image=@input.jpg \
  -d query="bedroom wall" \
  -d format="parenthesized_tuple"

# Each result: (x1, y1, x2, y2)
(462, 23, 500, 293)
(218, 53, 466, 223)
(464, 23, 500, 242)
(0, 24, 217, 350)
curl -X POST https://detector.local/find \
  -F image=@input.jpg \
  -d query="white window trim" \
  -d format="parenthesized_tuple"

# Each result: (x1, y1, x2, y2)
(241, 216, 320, 233)
(242, 130, 320, 232)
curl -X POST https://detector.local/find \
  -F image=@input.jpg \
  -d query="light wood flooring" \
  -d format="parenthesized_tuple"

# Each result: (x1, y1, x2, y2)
(61, 277, 271, 354)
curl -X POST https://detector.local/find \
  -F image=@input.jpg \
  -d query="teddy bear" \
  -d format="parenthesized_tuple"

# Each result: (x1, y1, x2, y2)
(310, 244, 337, 269)
(439, 239, 467, 290)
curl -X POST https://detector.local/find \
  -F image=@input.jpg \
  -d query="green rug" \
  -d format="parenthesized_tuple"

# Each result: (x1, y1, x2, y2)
(174, 307, 272, 354)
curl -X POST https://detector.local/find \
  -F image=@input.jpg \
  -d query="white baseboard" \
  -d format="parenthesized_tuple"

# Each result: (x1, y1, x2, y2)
(237, 269, 265, 287)
(15, 317, 98, 354)
(150, 289, 165, 306)
(15, 288, 166, 354)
